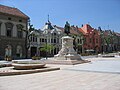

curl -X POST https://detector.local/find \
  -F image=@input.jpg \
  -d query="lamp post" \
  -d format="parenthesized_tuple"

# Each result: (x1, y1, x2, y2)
(45, 34, 48, 59)
(101, 32, 105, 54)
(92, 30, 95, 53)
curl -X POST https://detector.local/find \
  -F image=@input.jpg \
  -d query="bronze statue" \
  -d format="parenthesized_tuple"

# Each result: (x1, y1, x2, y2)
(64, 21, 70, 35)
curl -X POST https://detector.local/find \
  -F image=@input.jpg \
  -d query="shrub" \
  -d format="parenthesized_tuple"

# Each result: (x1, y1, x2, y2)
(32, 56, 40, 60)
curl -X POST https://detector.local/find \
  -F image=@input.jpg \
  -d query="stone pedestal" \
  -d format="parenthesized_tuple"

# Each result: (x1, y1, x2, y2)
(54, 36, 82, 60)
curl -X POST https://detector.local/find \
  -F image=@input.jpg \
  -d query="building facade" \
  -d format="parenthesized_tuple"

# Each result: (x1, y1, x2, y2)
(29, 22, 120, 57)
(0, 5, 29, 59)
(79, 24, 101, 54)
(99, 30, 120, 53)
(29, 20, 63, 57)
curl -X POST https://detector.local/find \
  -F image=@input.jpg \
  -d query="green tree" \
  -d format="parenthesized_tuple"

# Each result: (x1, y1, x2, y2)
(20, 23, 35, 58)
(40, 44, 55, 59)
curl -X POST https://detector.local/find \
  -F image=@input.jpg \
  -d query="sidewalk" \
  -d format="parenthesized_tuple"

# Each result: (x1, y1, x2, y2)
(0, 57, 120, 90)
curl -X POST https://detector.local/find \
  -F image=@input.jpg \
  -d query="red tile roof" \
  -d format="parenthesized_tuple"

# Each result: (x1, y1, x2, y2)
(78, 24, 94, 35)
(0, 4, 29, 19)
(78, 28, 86, 35)
(81, 24, 93, 32)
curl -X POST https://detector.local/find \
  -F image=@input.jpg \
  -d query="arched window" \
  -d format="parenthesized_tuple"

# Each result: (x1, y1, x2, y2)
(16, 24, 24, 38)
(16, 45, 22, 57)
(5, 22, 13, 37)
(5, 45, 12, 57)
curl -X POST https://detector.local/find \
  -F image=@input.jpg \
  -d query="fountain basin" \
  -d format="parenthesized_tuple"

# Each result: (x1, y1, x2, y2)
(12, 63, 45, 70)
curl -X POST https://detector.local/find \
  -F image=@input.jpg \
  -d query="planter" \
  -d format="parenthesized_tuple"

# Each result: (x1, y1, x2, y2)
(32, 56, 40, 60)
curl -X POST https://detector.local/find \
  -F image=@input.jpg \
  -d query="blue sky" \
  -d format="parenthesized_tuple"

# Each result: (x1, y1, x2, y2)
(0, 0, 120, 32)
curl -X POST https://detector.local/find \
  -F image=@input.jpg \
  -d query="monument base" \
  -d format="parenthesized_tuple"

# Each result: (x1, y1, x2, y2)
(39, 59, 90, 65)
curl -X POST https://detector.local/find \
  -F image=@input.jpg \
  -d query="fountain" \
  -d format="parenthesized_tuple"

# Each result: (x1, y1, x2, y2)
(12, 63, 45, 70)
(12, 60, 46, 70)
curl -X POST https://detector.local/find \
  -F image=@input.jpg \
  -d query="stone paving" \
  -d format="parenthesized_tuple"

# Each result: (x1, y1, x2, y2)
(67, 57, 120, 74)
(0, 56, 120, 90)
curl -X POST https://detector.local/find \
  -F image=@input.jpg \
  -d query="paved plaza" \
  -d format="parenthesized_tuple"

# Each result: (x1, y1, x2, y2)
(68, 57, 120, 74)
(0, 56, 120, 90)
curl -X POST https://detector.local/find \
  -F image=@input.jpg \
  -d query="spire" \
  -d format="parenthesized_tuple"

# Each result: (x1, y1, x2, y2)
(43, 14, 54, 30)
(48, 14, 50, 23)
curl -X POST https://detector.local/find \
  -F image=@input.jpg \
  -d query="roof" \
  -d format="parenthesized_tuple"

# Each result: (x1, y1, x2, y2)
(70, 26, 80, 35)
(54, 25, 81, 35)
(78, 24, 94, 35)
(41, 21, 54, 30)
(78, 28, 86, 35)
(0, 4, 29, 19)
(115, 32, 120, 37)
(54, 25, 64, 32)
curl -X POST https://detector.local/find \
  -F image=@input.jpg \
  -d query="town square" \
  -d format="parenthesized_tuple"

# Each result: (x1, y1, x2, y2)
(0, 0, 120, 90)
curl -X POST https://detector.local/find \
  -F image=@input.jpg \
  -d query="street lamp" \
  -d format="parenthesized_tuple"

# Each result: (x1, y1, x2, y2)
(45, 35, 48, 59)
(43, 30, 48, 60)
(100, 32, 105, 54)
(90, 30, 95, 54)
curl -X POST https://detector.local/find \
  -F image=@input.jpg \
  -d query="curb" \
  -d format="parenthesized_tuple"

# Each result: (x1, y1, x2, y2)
(0, 67, 60, 76)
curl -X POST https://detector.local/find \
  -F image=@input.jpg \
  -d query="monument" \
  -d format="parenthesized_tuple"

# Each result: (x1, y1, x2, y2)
(40, 21, 89, 65)
(54, 36, 82, 60)
(54, 21, 82, 60)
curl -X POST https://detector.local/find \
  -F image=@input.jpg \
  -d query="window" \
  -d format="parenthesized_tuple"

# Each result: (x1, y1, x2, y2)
(8, 17, 11, 20)
(16, 46, 22, 57)
(45, 39, 47, 42)
(33, 37, 37, 42)
(16, 24, 24, 38)
(40, 38, 41, 42)
(90, 38, 92, 43)
(54, 33, 56, 36)
(18, 31, 22, 38)
(5, 22, 13, 37)
(96, 38, 98, 43)
(7, 30, 11, 37)
(51, 39, 53, 43)
(77, 39, 79, 43)
(80, 39, 82, 44)
(54, 39, 56, 43)
(19, 20, 22, 22)
(35, 37, 37, 42)
(42, 38, 44, 42)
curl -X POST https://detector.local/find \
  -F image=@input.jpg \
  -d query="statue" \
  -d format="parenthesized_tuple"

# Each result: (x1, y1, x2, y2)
(54, 36, 82, 60)
(64, 21, 70, 35)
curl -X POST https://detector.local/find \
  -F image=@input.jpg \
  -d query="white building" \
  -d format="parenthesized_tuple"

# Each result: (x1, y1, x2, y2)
(29, 20, 63, 57)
